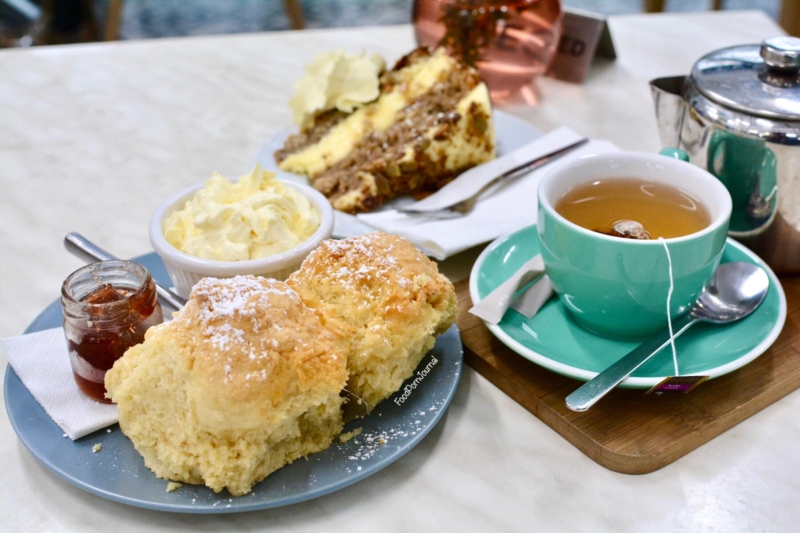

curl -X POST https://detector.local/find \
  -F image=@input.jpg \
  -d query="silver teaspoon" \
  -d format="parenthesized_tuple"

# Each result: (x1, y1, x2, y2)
(64, 232, 187, 310)
(565, 262, 770, 412)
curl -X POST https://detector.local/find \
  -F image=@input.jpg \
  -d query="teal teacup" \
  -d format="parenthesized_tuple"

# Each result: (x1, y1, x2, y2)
(537, 152, 732, 340)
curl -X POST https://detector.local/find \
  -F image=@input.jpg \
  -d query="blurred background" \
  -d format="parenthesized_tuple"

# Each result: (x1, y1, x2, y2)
(0, 0, 793, 48)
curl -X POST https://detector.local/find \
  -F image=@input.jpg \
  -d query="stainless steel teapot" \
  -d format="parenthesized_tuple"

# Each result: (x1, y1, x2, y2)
(650, 36, 800, 273)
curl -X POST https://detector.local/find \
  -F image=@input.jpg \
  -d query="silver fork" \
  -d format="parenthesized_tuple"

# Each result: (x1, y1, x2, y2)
(397, 138, 588, 219)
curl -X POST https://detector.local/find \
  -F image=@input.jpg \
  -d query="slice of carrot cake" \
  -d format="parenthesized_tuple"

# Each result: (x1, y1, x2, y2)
(275, 47, 495, 214)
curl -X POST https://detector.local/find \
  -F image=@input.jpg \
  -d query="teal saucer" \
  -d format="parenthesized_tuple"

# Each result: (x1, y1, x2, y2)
(469, 224, 787, 388)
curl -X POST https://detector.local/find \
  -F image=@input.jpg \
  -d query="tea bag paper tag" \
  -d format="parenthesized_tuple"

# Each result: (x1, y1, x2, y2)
(510, 274, 554, 319)
(646, 375, 709, 395)
(469, 255, 546, 325)
(546, 7, 616, 84)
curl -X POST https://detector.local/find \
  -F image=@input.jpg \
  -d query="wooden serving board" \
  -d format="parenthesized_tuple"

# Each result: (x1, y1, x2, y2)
(455, 277, 800, 475)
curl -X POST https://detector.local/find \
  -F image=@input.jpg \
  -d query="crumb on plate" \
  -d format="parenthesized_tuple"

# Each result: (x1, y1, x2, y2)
(339, 427, 363, 443)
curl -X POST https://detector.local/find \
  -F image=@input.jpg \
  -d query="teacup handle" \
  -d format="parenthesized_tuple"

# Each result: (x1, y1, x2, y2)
(659, 147, 690, 162)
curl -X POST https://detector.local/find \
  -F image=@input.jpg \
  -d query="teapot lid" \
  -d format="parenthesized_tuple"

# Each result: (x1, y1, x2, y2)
(692, 37, 800, 121)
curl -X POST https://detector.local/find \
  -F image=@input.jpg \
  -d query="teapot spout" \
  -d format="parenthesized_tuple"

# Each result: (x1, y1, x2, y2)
(650, 76, 688, 149)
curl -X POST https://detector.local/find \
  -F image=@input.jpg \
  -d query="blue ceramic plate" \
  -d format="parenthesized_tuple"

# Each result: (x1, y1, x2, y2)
(469, 224, 786, 388)
(5, 253, 463, 513)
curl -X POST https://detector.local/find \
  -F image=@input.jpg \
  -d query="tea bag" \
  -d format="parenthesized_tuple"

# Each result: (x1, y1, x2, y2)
(607, 219, 651, 240)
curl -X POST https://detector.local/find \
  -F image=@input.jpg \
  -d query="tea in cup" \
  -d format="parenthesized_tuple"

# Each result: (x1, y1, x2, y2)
(537, 152, 732, 340)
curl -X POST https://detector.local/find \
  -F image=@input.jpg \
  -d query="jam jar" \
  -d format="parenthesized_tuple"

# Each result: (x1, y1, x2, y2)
(61, 260, 163, 403)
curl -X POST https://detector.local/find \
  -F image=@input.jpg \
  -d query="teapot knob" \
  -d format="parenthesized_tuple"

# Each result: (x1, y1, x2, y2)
(761, 36, 800, 71)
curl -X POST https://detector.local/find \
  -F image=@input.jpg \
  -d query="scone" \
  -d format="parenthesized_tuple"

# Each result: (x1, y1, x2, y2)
(275, 47, 495, 213)
(105, 276, 347, 496)
(287, 232, 458, 410)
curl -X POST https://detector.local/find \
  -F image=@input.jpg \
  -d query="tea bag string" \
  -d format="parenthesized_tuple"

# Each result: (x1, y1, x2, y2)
(659, 237, 679, 376)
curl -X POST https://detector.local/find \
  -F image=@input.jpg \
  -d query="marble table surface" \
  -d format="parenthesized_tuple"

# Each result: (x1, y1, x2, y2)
(1, 10, 795, 532)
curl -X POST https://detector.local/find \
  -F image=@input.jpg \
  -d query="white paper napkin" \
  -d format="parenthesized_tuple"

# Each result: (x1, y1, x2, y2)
(357, 133, 619, 260)
(2, 327, 118, 440)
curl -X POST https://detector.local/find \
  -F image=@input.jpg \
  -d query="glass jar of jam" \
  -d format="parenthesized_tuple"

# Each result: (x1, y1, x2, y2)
(61, 260, 163, 403)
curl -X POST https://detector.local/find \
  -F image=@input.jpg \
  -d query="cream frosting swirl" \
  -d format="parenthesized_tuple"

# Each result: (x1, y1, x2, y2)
(289, 50, 385, 128)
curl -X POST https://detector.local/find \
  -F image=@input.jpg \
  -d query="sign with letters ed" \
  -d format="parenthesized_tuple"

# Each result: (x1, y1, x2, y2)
(546, 7, 617, 84)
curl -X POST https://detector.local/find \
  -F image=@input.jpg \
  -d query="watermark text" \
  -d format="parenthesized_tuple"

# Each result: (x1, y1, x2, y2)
(393, 356, 438, 406)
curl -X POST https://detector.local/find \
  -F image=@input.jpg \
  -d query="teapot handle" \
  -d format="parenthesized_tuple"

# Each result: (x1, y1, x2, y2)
(659, 147, 690, 162)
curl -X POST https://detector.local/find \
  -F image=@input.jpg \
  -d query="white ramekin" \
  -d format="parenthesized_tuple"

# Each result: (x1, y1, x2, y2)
(150, 180, 334, 298)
